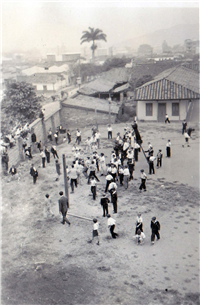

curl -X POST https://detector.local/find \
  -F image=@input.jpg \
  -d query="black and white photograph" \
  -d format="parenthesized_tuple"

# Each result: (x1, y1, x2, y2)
(1, 1, 199, 304)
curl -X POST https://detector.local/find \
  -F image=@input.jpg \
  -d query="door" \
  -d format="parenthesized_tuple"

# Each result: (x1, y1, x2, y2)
(158, 103, 166, 122)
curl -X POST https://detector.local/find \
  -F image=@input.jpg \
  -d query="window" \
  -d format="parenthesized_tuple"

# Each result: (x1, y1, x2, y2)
(172, 103, 179, 116)
(146, 103, 153, 116)
(43, 85, 47, 91)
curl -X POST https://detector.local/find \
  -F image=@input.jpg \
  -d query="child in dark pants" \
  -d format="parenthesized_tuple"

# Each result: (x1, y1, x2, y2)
(90, 176, 97, 200)
(151, 217, 161, 244)
(100, 194, 110, 217)
(157, 149, 163, 168)
(139, 169, 147, 192)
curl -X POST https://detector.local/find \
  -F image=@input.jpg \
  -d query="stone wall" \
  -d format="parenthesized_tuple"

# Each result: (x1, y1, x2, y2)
(7, 109, 62, 167)
(61, 104, 117, 129)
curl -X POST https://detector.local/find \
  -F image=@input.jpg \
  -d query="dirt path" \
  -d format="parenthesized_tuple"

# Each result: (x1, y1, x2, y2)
(1, 121, 199, 305)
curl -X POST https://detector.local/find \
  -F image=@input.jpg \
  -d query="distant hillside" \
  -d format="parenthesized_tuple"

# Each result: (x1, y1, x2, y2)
(115, 24, 199, 50)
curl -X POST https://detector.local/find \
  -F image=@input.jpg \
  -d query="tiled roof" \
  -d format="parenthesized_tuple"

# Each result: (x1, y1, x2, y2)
(135, 66, 199, 100)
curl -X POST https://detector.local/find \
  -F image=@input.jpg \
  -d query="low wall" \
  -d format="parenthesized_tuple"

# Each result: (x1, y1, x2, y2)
(61, 104, 117, 129)
(7, 108, 62, 167)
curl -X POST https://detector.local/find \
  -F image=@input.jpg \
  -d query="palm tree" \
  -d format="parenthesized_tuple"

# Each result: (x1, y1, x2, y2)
(80, 27, 107, 61)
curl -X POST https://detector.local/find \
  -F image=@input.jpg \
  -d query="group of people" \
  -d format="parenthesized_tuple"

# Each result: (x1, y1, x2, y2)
(3, 117, 195, 247)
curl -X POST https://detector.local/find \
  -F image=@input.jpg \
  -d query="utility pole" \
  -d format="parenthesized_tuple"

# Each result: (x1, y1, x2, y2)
(62, 154, 69, 207)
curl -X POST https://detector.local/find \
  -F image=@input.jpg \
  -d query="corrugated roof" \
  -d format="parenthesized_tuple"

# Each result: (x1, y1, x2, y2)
(78, 67, 130, 95)
(135, 66, 199, 100)
(62, 95, 120, 114)
(113, 83, 130, 93)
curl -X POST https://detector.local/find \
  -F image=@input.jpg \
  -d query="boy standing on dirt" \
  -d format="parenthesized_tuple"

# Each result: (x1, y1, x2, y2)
(139, 169, 147, 192)
(156, 149, 163, 168)
(90, 218, 100, 245)
(150, 217, 160, 244)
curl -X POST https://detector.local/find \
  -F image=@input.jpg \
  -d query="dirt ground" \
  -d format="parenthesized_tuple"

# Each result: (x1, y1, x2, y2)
(1, 121, 200, 305)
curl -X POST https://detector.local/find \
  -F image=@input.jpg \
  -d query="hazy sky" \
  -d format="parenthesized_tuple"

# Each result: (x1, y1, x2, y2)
(1, 1, 199, 54)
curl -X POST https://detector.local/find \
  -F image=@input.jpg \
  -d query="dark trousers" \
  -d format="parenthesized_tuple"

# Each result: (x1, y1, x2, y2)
(151, 230, 160, 242)
(67, 135, 71, 143)
(182, 127, 186, 135)
(52, 151, 59, 159)
(42, 157, 46, 168)
(149, 162, 155, 174)
(88, 171, 99, 184)
(33, 176, 37, 184)
(129, 170, 134, 180)
(102, 204, 108, 217)
(166, 147, 171, 157)
(62, 211, 70, 225)
(105, 180, 111, 192)
(70, 179, 77, 192)
(134, 149, 139, 162)
(111, 196, 117, 213)
(108, 131, 112, 139)
(55, 138, 58, 144)
(76, 136, 81, 145)
(165, 118, 170, 123)
(157, 158, 162, 167)
(111, 173, 116, 182)
(119, 174, 124, 185)
(110, 225, 118, 238)
(46, 153, 50, 163)
(139, 179, 146, 190)
(91, 186, 96, 200)
(135, 223, 143, 235)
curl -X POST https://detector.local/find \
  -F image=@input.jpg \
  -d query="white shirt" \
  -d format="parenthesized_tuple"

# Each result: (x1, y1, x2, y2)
(106, 174, 113, 181)
(123, 168, 130, 176)
(69, 168, 77, 179)
(123, 142, 130, 151)
(93, 222, 99, 230)
(108, 182, 117, 191)
(108, 217, 116, 227)
(118, 168, 124, 174)
(111, 167, 117, 174)
(76, 131, 81, 136)
(90, 179, 97, 186)
(166, 142, 171, 147)
(141, 172, 147, 179)
(107, 126, 112, 132)
(149, 156, 156, 162)
(40, 151, 46, 158)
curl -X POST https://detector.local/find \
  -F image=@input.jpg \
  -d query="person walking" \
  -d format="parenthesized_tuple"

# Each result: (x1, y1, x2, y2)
(45, 146, 51, 163)
(30, 164, 38, 184)
(135, 213, 143, 234)
(58, 191, 70, 225)
(76, 129, 81, 145)
(110, 189, 118, 213)
(44, 194, 54, 218)
(139, 169, 147, 192)
(165, 114, 170, 123)
(105, 174, 113, 193)
(156, 149, 163, 168)
(123, 165, 130, 189)
(149, 156, 156, 175)
(118, 165, 124, 186)
(166, 140, 171, 157)
(67, 130, 71, 143)
(107, 214, 118, 238)
(55, 160, 61, 181)
(68, 165, 78, 193)
(150, 216, 160, 244)
(90, 176, 97, 200)
(90, 218, 100, 245)
(51, 145, 59, 159)
(100, 194, 110, 217)
(107, 125, 113, 139)
(182, 119, 187, 135)
(40, 150, 46, 168)
(87, 161, 100, 184)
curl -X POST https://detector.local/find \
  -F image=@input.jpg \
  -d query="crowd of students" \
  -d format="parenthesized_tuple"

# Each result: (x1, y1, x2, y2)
(2, 118, 196, 246)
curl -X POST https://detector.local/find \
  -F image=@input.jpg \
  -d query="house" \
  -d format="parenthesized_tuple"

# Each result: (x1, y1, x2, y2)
(78, 67, 131, 101)
(23, 73, 66, 95)
(135, 65, 199, 122)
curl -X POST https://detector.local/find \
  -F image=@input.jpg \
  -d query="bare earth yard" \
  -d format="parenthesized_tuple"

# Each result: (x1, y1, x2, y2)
(1, 121, 199, 305)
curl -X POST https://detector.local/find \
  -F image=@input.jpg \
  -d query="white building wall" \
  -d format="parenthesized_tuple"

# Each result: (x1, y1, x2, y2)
(137, 100, 188, 121)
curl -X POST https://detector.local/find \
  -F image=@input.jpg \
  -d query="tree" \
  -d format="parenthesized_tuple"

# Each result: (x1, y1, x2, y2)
(102, 57, 132, 71)
(80, 27, 107, 60)
(1, 81, 42, 134)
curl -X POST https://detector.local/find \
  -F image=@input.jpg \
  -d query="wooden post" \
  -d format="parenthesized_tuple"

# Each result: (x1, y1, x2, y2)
(62, 154, 69, 206)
